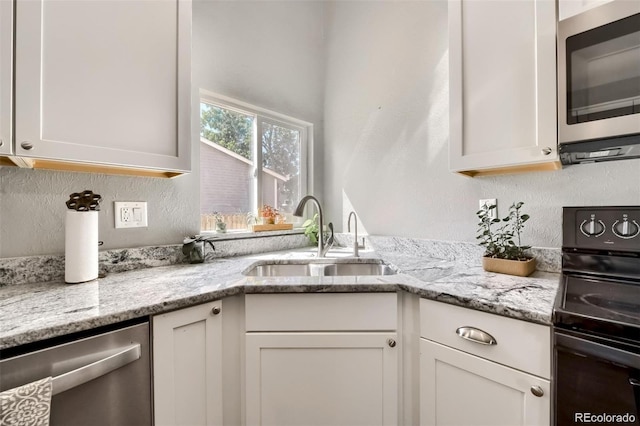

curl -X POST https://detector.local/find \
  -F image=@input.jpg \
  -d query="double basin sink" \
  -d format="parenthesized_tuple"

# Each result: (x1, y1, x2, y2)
(243, 259, 396, 277)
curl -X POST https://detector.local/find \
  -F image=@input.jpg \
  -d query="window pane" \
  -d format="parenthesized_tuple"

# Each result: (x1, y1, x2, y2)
(200, 103, 254, 230)
(261, 122, 301, 217)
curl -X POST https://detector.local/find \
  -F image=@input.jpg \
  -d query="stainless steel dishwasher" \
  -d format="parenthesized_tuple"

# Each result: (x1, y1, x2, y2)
(0, 319, 152, 426)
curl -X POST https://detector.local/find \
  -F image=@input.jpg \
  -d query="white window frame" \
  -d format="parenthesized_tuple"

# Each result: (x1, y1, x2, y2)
(199, 90, 313, 234)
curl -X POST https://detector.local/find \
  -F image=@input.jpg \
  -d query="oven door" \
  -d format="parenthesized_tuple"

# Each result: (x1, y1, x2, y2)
(558, 1, 640, 145)
(554, 329, 640, 425)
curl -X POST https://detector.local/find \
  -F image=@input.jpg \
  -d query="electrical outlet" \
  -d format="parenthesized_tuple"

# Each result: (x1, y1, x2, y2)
(479, 199, 498, 219)
(115, 202, 148, 228)
(121, 207, 132, 223)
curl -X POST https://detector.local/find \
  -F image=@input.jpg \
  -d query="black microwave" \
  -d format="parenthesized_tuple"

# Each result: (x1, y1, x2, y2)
(557, 1, 640, 165)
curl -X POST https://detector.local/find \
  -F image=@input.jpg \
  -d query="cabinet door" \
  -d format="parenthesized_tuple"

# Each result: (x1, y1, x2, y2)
(420, 339, 550, 426)
(14, 0, 190, 172)
(153, 301, 223, 426)
(246, 332, 399, 426)
(0, 0, 12, 156)
(448, 0, 558, 175)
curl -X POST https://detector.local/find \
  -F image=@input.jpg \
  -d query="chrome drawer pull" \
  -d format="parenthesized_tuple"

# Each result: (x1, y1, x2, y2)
(456, 326, 497, 345)
(630, 378, 640, 387)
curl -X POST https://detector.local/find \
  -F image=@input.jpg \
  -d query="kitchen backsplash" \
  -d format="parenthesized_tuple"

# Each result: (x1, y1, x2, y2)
(340, 235, 561, 273)
(0, 234, 561, 287)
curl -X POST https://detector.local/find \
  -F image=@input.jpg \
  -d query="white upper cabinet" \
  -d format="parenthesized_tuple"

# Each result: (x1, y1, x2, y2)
(448, 0, 559, 176)
(13, 0, 191, 175)
(0, 0, 12, 156)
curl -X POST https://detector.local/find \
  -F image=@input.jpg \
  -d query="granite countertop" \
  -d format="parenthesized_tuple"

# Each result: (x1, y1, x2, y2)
(0, 247, 561, 350)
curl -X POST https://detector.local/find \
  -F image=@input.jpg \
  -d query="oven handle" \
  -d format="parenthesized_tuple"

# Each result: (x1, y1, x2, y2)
(556, 333, 640, 370)
(52, 343, 141, 395)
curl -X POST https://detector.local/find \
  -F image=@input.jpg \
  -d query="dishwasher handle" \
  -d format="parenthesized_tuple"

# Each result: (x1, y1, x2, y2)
(52, 343, 141, 395)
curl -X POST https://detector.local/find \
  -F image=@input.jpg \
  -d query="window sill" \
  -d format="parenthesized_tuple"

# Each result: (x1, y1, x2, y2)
(199, 228, 305, 242)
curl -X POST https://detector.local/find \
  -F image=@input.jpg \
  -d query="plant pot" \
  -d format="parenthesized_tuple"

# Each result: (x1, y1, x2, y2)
(215, 222, 227, 233)
(482, 257, 536, 277)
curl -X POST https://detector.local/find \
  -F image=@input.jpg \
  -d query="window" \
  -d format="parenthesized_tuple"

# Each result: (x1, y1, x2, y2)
(199, 92, 311, 232)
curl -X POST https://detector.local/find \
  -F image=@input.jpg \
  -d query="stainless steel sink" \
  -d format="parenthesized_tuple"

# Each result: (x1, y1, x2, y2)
(243, 261, 396, 277)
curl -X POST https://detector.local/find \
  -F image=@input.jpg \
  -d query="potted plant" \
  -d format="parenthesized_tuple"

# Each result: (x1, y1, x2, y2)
(246, 212, 257, 229)
(476, 201, 536, 277)
(213, 212, 227, 233)
(302, 213, 320, 243)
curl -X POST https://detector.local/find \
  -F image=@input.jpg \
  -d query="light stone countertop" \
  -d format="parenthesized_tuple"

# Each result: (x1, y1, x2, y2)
(0, 247, 561, 350)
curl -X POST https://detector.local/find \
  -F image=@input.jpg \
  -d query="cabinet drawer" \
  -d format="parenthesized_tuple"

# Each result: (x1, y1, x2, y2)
(419, 299, 550, 378)
(245, 293, 397, 332)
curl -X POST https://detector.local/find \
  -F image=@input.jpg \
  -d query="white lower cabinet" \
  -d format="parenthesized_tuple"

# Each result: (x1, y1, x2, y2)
(150, 293, 552, 426)
(246, 332, 398, 426)
(420, 339, 549, 425)
(244, 293, 399, 426)
(153, 301, 223, 426)
(419, 299, 551, 426)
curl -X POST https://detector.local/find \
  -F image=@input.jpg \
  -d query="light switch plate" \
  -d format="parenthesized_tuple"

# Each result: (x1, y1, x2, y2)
(115, 202, 148, 228)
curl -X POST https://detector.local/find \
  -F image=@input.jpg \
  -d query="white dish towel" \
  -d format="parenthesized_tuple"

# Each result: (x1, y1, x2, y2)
(0, 377, 52, 426)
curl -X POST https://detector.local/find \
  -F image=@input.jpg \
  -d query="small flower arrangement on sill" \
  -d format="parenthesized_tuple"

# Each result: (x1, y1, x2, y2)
(259, 204, 279, 225)
(476, 201, 536, 277)
(251, 205, 293, 232)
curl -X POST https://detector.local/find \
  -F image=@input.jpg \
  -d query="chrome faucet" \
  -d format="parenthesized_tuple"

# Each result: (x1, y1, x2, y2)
(347, 211, 363, 257)
(294, 195, 334, 257)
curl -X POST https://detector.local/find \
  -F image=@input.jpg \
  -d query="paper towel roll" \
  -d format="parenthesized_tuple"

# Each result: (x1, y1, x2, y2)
(65, 210, 99, 284)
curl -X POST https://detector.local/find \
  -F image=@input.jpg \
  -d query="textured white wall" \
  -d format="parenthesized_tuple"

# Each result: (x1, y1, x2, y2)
(2, 1, 638, 257)
(192, 0, 325, 199)
(193, 0, 324, 129)
(0, 167, 198, 257)
(323, 0, 640, 249)
(0, 0, 325, 257)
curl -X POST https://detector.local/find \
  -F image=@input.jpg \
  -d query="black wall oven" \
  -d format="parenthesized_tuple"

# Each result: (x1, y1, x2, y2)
(557, 1, 640, 165)
(554, 207, 640, 425)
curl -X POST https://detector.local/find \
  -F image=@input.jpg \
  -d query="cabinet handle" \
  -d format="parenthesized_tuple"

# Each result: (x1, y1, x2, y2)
(530, 386, 544, 397)
(630, 378, 640, 387)
(455, 326, 497, 345)
(541, 147, 553, 155)
(0, 139, 3, 147)
(211, 306, 221, 315)
(387, 339, 396, 348)
(21, 141, 34, 151)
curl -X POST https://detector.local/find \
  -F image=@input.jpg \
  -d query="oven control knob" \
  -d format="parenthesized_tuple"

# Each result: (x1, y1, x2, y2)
(612, 215, 640, 239)
(580, 215, 606, 237)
